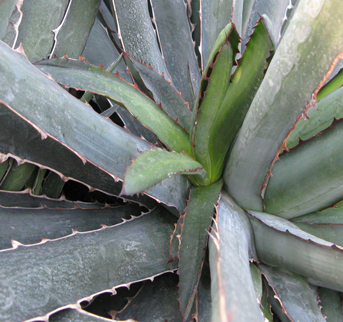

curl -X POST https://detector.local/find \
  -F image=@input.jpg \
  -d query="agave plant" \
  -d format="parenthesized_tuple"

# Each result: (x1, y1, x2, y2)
(1, 0, 343, 321)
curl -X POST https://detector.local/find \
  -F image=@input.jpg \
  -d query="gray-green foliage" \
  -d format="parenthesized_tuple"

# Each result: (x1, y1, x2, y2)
(1, 0, 343, 321)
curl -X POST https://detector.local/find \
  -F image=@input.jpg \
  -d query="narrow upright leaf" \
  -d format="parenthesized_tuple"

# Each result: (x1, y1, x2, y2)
(179, 180, 222, 320)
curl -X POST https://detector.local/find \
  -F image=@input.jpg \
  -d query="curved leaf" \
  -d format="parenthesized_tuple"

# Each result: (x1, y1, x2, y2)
(264, 120, 343, 218)
(35, 57, 191, 154)
(225, 0, 343, 211)
(248, 210, 343, 292)
(0, 207, 177, 322)
(122, 148, 206, 196)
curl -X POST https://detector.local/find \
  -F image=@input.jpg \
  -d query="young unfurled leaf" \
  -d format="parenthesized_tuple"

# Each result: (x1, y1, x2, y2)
(121, 148, 207, 196)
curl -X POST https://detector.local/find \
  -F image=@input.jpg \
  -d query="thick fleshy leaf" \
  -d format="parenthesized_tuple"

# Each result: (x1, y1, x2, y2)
(208, 192, 262, 322)
(115, 273, 186, 322)
(225, 0, 343, 211)
(35, 57, 191, 154)
(122, 148, 205, 196)
(150, 0, 201, 104)
(260, 265, 325, 322)
(47, 308, 115, 322)
(178, 180, 222, 320)
(15, 0, 100, 62)
(207, 19, 273, 182)
(318, 287, 343, 321)
(292, 207, 343, 247)
(0, 42, 190, 211)
(264, 120, 343, 218)
(0, 203, 141, 249)
(248, 210, 343, 292)
(0, 207, 177, 322)
(243, 0, 293, 48)
(286, 86, 343, 149)
(191, 23, 238, 184)
(0, 0, 16, 39)
(198, 0, 234, 69)
(0, 160, 36, 191)
(125, 55, 192, 132)
(317, 68, 343, 100)
(112, 0, 170, 79)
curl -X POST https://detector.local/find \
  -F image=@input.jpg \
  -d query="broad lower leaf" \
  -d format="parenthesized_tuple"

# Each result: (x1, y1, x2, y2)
(225, 0, 343, 211)
(35, 57, 192, 154)
(0, 207, 177, 322)
(15, 0, 100, 62)
(264, 120, 343, 218)
(260, 265, 325, 322)
(0, 42, 189, 211)
(178, 180, 222, 320)
(115, 273, 186, 322)
(0, 203, 141, 249)
(121, 148, 206, 196)
(209, 192, 263, 322)
(248, 210, 343, 292)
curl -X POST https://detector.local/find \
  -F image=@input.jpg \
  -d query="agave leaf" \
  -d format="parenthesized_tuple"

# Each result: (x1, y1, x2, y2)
(31, 167, 48, 195)
(292, 208, 343, 247)
(0, 105, 156, 208)
(46, 306, 123, 322)
(0, 189, 102, 208)
(35, 57, 191, 154)
(0, 0, 16, 39)
(318, 287, 343, 321)
(191, 23, 239, 184)
(248, 210, 343, 292)
(260, 282, 274, 322)
(15, 0, 100, 62)
(197, 255, 212, 321)
(112, 0, 170, 79)
(39, 171, 66, 199)
(264, 120, 343, 218)
(0, 161, 36, 191)
(286, 86, 343, 149)
(225, 0, 343, 211)
(150, 0, 201, 104)
(115, 273, 186, 322)
(178, 180, 222, 320)
(207, 19, 273, 182)
(121, 148, 206, 196)
(0, 207, 177, 322)
(250, 262, 263, 302)
(208, 192, 262, 322)
(317, 68, 343, 100)
(0, 203, 141, 249)
(81, 17, 124, 71)
(0, 42, 192, 211)
(198, 0, 234, 69)
(124, 55, 193, 132)
(260, 265, 325, 322)
(0, 158, 9, 181)
(243, 0, 292, 48)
